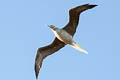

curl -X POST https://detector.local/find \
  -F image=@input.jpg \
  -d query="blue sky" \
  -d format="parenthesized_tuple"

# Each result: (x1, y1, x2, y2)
(0, 0, 119, 80)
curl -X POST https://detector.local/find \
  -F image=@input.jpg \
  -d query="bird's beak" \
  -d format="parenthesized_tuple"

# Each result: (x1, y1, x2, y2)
(46, 24, 52, 29)
(45, 24, 56, 31)
(45, 24, 50, 28)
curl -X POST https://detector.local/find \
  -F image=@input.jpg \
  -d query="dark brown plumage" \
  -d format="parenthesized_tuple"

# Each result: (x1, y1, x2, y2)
(35, 4, 97, 79)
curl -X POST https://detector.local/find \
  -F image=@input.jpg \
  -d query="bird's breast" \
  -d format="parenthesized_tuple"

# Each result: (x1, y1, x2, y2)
(53, 30, 73, 44)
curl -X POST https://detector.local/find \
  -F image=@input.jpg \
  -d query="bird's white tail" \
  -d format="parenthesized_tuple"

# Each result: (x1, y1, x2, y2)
(70, 42, 88, 54)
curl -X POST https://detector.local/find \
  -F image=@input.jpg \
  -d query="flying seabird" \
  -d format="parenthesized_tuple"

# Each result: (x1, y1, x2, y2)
(35, 4, 97, 79)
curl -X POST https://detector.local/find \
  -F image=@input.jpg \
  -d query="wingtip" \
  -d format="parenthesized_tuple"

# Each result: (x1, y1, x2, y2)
(89, 4, 98, 9)
(35, 63, 39, 79)
(92, 5, 98, 7)
(36, 77, 38, 80)
(36, 76, 38, 80)
(82, 4, 98, 7)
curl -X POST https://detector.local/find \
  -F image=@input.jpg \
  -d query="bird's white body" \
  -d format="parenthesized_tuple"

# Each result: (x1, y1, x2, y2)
(49, 25, 88, 54)
(51, 28, 73, 44)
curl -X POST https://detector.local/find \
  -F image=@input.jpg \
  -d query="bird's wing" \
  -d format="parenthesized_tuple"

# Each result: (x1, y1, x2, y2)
(63, 4, 97, 36)
(35, 38, 65, 79)
(34, 4, 97, 79)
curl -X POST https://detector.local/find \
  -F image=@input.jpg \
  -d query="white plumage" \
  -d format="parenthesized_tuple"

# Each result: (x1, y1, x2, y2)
(48, 25, 88, 54)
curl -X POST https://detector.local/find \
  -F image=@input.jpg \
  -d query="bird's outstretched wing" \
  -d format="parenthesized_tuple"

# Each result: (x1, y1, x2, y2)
(63, 4, 97, 36)
(35, 38, 65, 79)
(34, 4, 97, 79)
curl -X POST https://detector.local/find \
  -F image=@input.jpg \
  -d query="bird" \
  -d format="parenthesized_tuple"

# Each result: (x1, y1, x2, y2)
(47, 25, 88, 54)
(35, 4, 97, 79)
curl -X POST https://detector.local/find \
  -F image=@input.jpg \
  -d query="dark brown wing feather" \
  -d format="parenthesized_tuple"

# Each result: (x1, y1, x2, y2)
(35, 4, 97, 79)
(35, 38, 65, 79)
(63, 4, 97, 36)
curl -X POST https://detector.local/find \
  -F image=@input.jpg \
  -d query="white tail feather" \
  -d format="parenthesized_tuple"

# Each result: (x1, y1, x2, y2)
(70, 42, 88, 54)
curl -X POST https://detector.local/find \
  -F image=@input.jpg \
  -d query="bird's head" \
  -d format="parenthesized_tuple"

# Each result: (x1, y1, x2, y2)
(47, 25, 58, 31)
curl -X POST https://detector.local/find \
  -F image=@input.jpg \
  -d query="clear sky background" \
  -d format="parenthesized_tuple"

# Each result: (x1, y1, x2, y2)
(0, 0, 119, 80)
